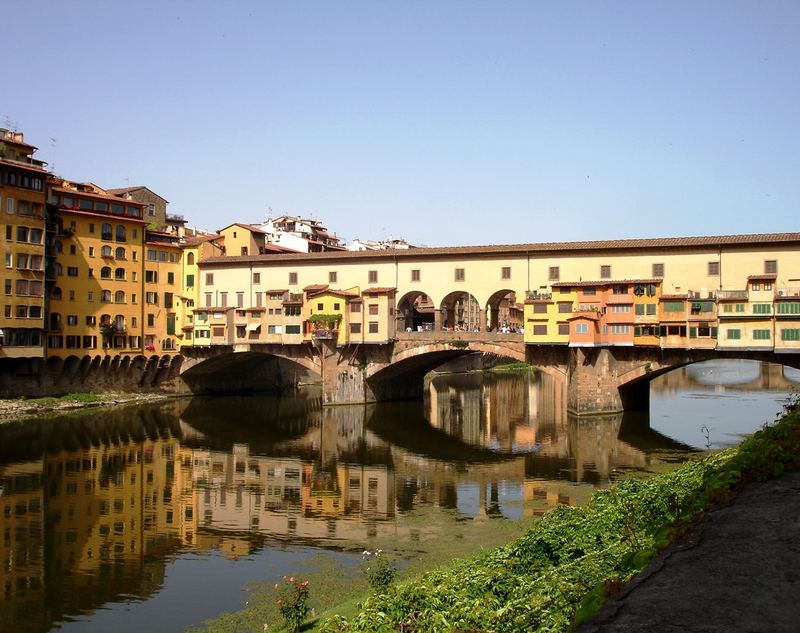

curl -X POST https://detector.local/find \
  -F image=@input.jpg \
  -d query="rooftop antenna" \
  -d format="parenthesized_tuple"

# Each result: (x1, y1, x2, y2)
(49, 137, 57, 174)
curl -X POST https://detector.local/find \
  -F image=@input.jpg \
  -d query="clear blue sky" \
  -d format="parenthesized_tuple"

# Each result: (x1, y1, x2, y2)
(3, 1, 798, 246)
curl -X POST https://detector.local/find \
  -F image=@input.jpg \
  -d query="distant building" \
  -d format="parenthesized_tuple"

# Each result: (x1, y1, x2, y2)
(0, 128, 48, 359)
(106, 185, 168, 227)
(259, 215, 344, 253)
(347, 237, 413, 251)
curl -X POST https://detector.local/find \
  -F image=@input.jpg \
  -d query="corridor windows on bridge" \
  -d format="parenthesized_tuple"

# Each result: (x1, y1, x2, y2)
(368, 270, 378, 284)
(329, 271, 337, 283)
(454, 268, 465, 282)
(411, 269, 420, 282)
(220, 292, 228, 307)
(652, 262, 665, 277)
(600, 265, 611, 279)
(764, 260, 777, 275)
(549, 266, 560, 281)
(708, 261, 720, 276)
(205, 273, 214, 285)
(253, 272, 260, 284)
(205, 292, 212, 307)
(289, 271, 298, 285)
(501, 267, 511, 280)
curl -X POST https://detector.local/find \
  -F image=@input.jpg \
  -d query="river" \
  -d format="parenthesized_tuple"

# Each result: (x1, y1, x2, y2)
(0, 360, 797, 632)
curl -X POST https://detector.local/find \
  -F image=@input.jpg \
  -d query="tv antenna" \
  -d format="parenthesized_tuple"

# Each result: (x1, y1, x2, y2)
(49, 137, 57, 173)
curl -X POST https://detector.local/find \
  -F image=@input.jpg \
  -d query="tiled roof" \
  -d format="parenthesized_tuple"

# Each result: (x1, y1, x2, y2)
(303, 284, 329, 292)
(660, 294, 689, 299)
(198, 232, 800, 266)
(106, 186, 169, 203)
(551, 278, 662, 288)
(265, 289, 288, 294)
(183, 234, 223, 246)
(0, 158, 49, 174)
(220, 222, 267, 235)
(747, 274, 777, 281)
(362, 287, 397, 295)
(50, 185, 145, 207)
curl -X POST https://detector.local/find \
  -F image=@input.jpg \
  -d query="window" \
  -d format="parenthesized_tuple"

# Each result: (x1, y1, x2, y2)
(753, 304, 771, 314)
(88, 223, 94, 234)
(575, 323, 589, 334)
(351, 302, 361, 313)
(101, 223, 112, 240)
(501, 267, 511, 280)
(147, 314, 155, 327)
(781, 329, 800, 341)
(369, 304, 379, 315)
(610, 324, 630, 335)
(285, 324, 301, 334)
(164, 292, 173, 307)
(558, 323, 570, 335)
(646, 304, 657, 315)
(148, 203, 155, 217)
(752, 282, 760, 291)
(67, 266, 78, 277)
(86, 316, 96, 326)
(186, 274, 195, 287)
(600, 265, 611, 279)
(252, 272, 260, 284)
(533, 324, 547, 335)
(145, 270, 158, 283)
(115, 291, 125, 303)
(663, 301, 684, 312)
(368, 270, 378, 284)
(145, 292, 158, 305)
(101, 290, 112, 303)
(610, 305, 630, 313)
(350, 323, 362, 334)
(205, 273, 214, 286)
(165, 271, 174, 285)
(115, 225, 126, 242)
(368, 322, 379, 334)
(236, 292, 244, 308)
(220, 292, 227, 307)
(101, 267, 112, 279)
(205, 293, 212, 307)
(411, 269, 420, 282)
(548, 266, 560, 281)
(557, 302, 572, 313)
(777, 303, 800, 315)
(187, 252, 195, 265)
(317, 303, 324, 310)
(726, 329, 741, 340)
(533, 303, 547, 314)
(115, 247, 125, 259)
(765, 260, 777, 275)
(753, 329, 771, 340)
(708, 261, 720, 276)
(635, 303, 644, 315)
(454, 268, 465, 282)
(651, 263, 664, 277)
(329, 271, 337, 283)
(289, 272, 298, 285)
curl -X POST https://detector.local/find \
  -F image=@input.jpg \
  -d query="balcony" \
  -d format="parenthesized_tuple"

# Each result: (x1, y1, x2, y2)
(525, 291, 552, 301)
(311, 328, 338, 340)
(776, 287, 800, 299)
(716, 289, 749, 300)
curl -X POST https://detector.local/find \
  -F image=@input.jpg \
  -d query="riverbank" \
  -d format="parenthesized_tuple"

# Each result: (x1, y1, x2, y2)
(0, 391, 178, 424)
(231, 402, 798, 633)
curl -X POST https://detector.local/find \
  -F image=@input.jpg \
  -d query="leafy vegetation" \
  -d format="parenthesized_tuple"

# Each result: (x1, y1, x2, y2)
(62, 392, 100, 403)
(488, 361, 533, 373)
(315, 405, 800, 633)
(275, 576, 311, 632)
(360, 550, 398, 594)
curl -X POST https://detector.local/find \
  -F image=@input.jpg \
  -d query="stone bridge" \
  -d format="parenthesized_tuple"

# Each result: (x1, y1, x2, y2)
(177, 332, 800, 416)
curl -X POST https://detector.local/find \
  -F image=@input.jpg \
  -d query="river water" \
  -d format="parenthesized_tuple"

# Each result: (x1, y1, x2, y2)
(0, 360, 797, 632)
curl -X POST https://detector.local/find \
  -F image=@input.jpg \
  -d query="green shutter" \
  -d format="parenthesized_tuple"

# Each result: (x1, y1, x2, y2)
(689, 327, 697, 338)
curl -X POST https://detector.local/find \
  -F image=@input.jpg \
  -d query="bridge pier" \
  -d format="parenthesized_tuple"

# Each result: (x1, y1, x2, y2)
(567, 347, 629, 415)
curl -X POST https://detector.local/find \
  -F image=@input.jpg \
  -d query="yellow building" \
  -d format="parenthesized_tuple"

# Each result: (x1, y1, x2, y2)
(143, 231, 182, 354)
(0, 128, 47, 359)
(179, 235, 223, 348)
(524, 288, 573, 344)
(47, 180, 146, 358)
(218, 223, 266, 257)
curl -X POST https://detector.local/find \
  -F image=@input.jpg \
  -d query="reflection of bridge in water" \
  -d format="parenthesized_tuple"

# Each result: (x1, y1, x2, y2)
(653, 360, 799, 394)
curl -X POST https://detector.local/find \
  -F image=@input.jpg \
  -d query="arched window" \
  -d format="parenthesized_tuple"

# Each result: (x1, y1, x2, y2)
(115, 267, 126, 280)
(114, 291, 125, 304)
(54, 262, 63, 276)
(101, 245, 112, 258)
(100, 314, 111, 326)
(187, 252, 195, 265)
(100, 267, 112, 279)
(114, 315, 125, 331)
(115, 225, 126, 242)
(115, 247, 126, 260)
(50, 313, 62, 329)
(101, 223, 112, 240)
(100, 290, 112, 303)
(51, 286, 63, 300)
(54, 239, 63, 253)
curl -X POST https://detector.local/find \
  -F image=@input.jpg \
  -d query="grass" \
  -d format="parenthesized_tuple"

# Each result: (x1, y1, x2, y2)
(488, 361, 534, 373)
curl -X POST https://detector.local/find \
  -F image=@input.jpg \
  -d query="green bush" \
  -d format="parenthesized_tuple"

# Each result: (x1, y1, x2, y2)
(62, 392, 100, 403)
(275, 576, 310, 632)
(320, 409, 799, 632)
(360, 550, 397, 594)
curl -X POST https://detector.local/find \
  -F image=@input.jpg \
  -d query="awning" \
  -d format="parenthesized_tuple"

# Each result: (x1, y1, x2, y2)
(247, 323, 261, 332)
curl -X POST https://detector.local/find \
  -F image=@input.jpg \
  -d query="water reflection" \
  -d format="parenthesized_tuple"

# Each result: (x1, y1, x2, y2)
(0, 361, 796, 633)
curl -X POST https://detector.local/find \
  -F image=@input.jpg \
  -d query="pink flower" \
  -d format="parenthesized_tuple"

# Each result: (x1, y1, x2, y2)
(301, 580, 309, 587)
(274, 583, 279, 589)
(289, 577, 295, 583)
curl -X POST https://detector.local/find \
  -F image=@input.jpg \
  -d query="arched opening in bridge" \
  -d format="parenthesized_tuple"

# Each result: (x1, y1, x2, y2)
(180, 351, 319, 395)
(484, 289, 523, 332)
(439, 291, 481, 331)
(396, 291, 436, 332)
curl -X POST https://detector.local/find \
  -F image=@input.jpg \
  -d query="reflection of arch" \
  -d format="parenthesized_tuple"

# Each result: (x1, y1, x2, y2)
(396, 291, 436, 331)
(439, 291, 481, 331)
(484, 289, 522, 332)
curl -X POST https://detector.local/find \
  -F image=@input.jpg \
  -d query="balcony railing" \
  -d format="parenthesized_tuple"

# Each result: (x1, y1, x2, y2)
(716, 290, 749, 300)
(776, 287, 800, 299)
(525, 291, 552, 301)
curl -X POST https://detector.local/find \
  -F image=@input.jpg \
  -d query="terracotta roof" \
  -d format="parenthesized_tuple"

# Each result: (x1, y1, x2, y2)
(51, 205, 148, 225)
(303, 284, 329, 292)
(105, 186, 169, 203)
(219, 222, 266, 235)
(183, 234, 223, 246)
(551, 278, 661, 288)
(50, 185, 145, 207)
(262, 243, 297, 253)
(747, 274, 777, 281)
(660, 294, 689, 300)
(362, 287, 397, 295)
(265, 289, 288, 294)
(308, 288, 359, 299)
(0, 158, 49, 174)
(198, 232, 800, 267)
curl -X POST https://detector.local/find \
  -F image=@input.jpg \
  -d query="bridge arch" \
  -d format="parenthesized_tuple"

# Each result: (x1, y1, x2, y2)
(439, 291, 482, 331)
(484, 288, 522, 332)
(396, 290, 436, 332)
(179, 349, 320, 394)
